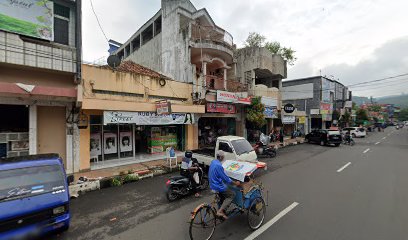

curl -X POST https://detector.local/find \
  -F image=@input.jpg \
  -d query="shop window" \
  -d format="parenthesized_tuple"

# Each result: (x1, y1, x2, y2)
(103, 124, 119, 160)
(90, 115, 102, 125)
(119, 125, 133, 158)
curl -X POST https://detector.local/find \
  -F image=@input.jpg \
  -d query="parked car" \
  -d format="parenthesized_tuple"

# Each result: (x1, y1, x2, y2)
(305, 129, 342, 147)
(342, 127, 367, 138)
(0, 154, 72, 240)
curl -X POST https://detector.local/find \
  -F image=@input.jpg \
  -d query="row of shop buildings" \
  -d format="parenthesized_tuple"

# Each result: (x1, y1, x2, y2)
(0, 0, 351, 175)
(0, 0, 288, 174)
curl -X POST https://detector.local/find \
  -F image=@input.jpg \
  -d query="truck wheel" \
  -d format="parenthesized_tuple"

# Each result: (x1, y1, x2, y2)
(320, 140, 325, 146)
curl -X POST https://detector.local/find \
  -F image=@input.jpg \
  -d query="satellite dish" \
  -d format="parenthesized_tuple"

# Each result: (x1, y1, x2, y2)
(107, 55, 121, 68)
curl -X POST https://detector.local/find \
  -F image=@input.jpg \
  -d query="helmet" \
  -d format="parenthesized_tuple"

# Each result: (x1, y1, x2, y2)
(185, 150, 193, 158)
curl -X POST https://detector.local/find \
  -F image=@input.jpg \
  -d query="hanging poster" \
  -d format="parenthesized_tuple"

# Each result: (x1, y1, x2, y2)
(90, 133, 101, 156)
(103, 133, 117, 154)
(120, 132, 133, 152)
(0, 0, 54, 41)
(206, 103, 236, 114)
(103, 111, 195, 125)
(264, 107, 278, 119)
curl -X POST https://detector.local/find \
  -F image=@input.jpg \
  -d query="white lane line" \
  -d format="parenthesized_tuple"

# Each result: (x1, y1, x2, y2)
(244, 202, 299, 240)
(363, 148, 370, 153)
(375, 142, 381, 145)
(337, 162, 352, 173)
(382, 137, 387, 140)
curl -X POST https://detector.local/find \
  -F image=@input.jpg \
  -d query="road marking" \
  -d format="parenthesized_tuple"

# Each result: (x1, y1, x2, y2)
(363, 148, 370, 153)
(337, 162, 352, 173)
(244, 202, 299, 240)
(382, 137, 387, 140)
(375, 142, 380, 145)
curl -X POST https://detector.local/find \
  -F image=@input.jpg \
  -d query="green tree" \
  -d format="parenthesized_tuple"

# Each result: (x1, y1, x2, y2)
(355, 108, 369, 125)
(244, 32, 266, 48)
(340, 110, 351, 126)
(246, 97, 267, 129)
(244, 32, 297, 65)
(398, 108, 408, 121)
(368, 105, 381, 112)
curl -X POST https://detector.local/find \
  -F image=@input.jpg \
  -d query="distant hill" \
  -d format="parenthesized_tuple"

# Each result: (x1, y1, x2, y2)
(376, 94, 408, 108)
(352, 94, 408, 108)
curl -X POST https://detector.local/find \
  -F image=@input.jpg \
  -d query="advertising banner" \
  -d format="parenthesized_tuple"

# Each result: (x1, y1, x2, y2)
(0, 0, 54, 41)
(298, 116, 306, 124)
(206, 103, 236, 114)
(264, 107, 278, 119)
(103, 133, 117, 154)
(120, 132, 133, 152)
(156, 100, 172, 115)
(104, 111, 195, 125)
(261, 97, 278, 107)
(217, 90, 249, 104)
(90, 133, 102, 156)
(222, 160, 258, 182)
(310, 109, 320, 115)
(320, 103, 333, 115)
(282, 115, 296, 124)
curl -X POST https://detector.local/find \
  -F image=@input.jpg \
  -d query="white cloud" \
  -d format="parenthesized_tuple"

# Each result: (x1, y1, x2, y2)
(82, 0, 408, 96)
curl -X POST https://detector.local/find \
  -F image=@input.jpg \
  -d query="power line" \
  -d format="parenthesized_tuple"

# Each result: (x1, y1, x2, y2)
(90, 0, 109, 42)
(347, 73, 408, 87)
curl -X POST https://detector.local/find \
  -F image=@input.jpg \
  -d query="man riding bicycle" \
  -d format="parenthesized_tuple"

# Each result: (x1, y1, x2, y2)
(208, 151, 240, 219)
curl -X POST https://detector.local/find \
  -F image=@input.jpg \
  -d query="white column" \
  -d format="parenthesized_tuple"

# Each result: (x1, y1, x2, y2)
(73, 124, 80, 173)
(223, 68, 227, 90)
(29, 105, 37, 155)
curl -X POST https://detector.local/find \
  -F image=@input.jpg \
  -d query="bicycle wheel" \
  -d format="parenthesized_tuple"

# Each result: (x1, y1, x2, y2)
(189, 205, 216, 240)
(247, 197, 266, 230)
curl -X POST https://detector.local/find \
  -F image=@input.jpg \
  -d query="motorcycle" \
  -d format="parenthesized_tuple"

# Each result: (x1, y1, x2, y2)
(342, 133, 355, 146)
(254, 133, 277, 158)
(165, 160, 208, 202)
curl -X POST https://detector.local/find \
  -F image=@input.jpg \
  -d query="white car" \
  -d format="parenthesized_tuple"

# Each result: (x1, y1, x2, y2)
(342, 127, 367, 138)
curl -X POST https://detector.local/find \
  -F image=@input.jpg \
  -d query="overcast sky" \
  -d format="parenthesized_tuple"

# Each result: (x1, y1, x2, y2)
(82, 0, 408, 97)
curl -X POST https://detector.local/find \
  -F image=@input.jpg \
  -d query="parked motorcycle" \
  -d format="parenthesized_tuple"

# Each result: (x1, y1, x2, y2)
(254, 133, 277, 158)
(165, 160, 208, 202)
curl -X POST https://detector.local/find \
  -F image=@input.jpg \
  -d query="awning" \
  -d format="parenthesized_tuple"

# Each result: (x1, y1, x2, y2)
(0, 82, 77, 99)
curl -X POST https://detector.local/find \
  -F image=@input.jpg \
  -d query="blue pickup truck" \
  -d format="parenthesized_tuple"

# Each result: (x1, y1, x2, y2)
(0, 154, 72, 240)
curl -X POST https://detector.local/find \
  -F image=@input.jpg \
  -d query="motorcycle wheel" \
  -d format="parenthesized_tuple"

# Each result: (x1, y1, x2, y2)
(200, 177, 209, 190)
(267, 149, 276, 158)
(166, 186, 178, 202)
(350, 140, 355, 146)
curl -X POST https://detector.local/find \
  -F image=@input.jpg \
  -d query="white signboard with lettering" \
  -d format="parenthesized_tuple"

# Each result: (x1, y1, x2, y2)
(216, 90, 248, 103)
(310, 109, 320, 115)
(261, 97, 278, 107)
(104, 111, 194, 125)
(282, 115, 296, 124)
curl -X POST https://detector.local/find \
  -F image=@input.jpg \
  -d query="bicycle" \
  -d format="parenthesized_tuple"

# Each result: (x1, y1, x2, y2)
(189, 182, 266, 240)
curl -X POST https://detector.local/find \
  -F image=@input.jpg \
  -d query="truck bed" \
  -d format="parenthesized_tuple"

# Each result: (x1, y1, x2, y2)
(192, 148, 216, 169)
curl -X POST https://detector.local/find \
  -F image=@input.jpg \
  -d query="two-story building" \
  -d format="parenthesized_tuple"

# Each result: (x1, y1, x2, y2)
(0, 0, 82, 174)
(282, 76, 352, 133)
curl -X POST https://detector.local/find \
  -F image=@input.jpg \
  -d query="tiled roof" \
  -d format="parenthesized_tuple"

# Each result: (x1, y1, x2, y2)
(106, 61, 170, 79)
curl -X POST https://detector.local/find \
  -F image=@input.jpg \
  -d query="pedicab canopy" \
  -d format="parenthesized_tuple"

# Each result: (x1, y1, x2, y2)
(222, 160, 259, 182)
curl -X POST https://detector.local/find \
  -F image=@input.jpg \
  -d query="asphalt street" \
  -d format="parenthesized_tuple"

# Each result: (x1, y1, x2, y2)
(51, 127, 408, 240)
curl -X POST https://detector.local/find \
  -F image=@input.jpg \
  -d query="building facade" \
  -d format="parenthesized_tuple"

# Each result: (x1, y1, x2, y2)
(0, 0, 82, 173)
(79, 62, 205, 172)
(113, 0, 287, 148)
(283, 76, 352, 133)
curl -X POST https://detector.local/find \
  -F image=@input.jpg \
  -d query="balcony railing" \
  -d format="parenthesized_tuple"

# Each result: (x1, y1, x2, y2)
(191, 24, 233, 50)
(205, 75, 248, 92)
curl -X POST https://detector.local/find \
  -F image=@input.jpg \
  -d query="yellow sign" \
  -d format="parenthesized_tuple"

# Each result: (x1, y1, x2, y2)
(298, 116, 306, 124)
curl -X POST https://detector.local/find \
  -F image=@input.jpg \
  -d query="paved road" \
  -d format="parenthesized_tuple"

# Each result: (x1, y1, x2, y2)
(53, 127, 408, 240)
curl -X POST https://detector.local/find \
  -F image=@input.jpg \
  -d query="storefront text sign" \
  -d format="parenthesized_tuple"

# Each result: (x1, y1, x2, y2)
(104, 111, 195, 125)
(283, 103, 295, 113)
(156, 100, 172, 115)
(206, 103, 236, 114)
(310, 109, 320, 115)
(282, 115, 296, 124)
(320, 103, 333, 114)
(264, 107, 278, 119)
(217, 90, 249, 104)
(298, 116, 306, 124)
(261, 97, 278, 107)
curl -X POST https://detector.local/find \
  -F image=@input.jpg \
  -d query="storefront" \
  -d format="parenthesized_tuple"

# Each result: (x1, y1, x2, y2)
(86, 111, 194, 164)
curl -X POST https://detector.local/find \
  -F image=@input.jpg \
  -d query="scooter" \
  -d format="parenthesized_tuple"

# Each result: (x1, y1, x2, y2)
(165, 160, 208, 202)
(254, 133, 277, 158)
(342, 134, 355, 146)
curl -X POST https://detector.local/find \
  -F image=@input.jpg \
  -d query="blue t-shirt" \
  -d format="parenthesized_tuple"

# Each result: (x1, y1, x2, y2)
(209, 159, 232, 192)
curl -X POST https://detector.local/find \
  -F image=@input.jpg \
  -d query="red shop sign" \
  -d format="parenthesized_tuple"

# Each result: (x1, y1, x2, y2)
(206, 103, 236, 114)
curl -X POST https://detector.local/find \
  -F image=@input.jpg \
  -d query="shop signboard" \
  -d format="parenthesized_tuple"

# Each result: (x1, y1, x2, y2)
(283, 103, 295, 113)
(264, 107, 278, 119)
(104, 111, 195, 125)
(298, 116, 306, 124)
(216, 90, 249, 104)
(282, 115, 296, 124)
(344, 101, 353, 108)
(206, 103, 236, 114)
(261, 97, 278, 107)
(0, 0, 54, 41)
(322, 114, 332, 121)
(310, 109, 320, 115)
(320, 103, 333, 115)
(156, 100, 172, 115)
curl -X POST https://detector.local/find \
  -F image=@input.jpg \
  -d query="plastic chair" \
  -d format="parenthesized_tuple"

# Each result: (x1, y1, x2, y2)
(166, 147, 177, 170)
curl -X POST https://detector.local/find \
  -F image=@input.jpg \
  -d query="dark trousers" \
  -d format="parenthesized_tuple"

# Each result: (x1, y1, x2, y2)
(181, 170, 197, 193)
(219, 188, 236, 212)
